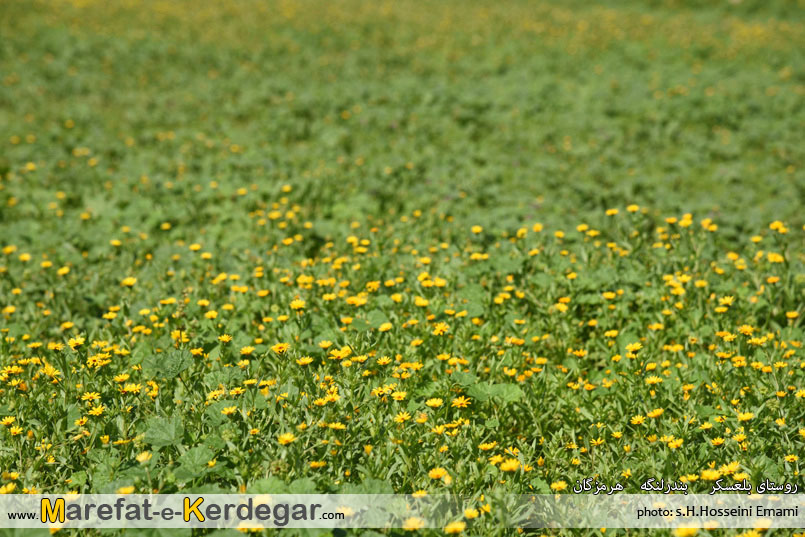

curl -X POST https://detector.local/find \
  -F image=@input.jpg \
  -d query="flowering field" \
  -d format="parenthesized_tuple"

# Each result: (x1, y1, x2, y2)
(1, 0, 804, 535)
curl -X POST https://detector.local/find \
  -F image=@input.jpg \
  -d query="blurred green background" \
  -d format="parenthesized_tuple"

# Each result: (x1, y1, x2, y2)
(1, 0, 803, 241)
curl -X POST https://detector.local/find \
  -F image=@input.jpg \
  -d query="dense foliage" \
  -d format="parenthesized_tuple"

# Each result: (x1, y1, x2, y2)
(1, 1, 803, 536)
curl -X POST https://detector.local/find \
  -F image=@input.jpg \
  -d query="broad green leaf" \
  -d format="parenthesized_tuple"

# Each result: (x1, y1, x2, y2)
(144, 415, 184, 448)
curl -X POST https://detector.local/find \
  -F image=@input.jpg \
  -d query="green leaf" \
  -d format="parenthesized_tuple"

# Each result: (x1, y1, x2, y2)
(65, 404, 81, 431)
(504, 386, 527, 403)
(204, 400, 235, 426)
(529, 273, 552, 288)
(530, 478, 551, 493)
(350, 317, 371, 332)
(69, 471, 87, 487)
(248, 477, 287, 494)
(243, 390, 268, 410)
(144, 415, 184, 448)
(143, 349, 192, 379)
(467, 384, 491, 402)
(366, 309, 389, 328)
(452, 371, 477, 386)
(694, 405, 718, 418)
(457, 284, 485, 303)
(465, 302, 485, 317)
(288, 477, 317, 493)
(178, 445, 213, 469)
(204, 434, 226, 451)
(468, 383, 524, 404)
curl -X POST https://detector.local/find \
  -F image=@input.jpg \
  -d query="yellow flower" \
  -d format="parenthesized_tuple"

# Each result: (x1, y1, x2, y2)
(630, 415, 646, 425)
(136, 451, 152, 463)
(499, 458, 520, 472)
(444, 521, 466, 534)
(432, 322, 449, 335)
(471, 225, 483, 234)
(428, 467, 448, 479)
(278, 433, 297, 445)
(120, 277, 137, 287)
(737, 412, 754, 422)
(122, 383, 142, 394)
(403, 517, 424, 531)
(550, 480, 568, 491)
(272, 342, 290, 354)
(378, 322, 393, 332)
(451, 396, 471, 408)
(425, 398, 443, 408)
(700, 469, 721, 480)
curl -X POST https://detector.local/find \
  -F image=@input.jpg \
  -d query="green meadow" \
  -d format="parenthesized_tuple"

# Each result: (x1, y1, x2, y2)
(0, 0, 803, 535)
